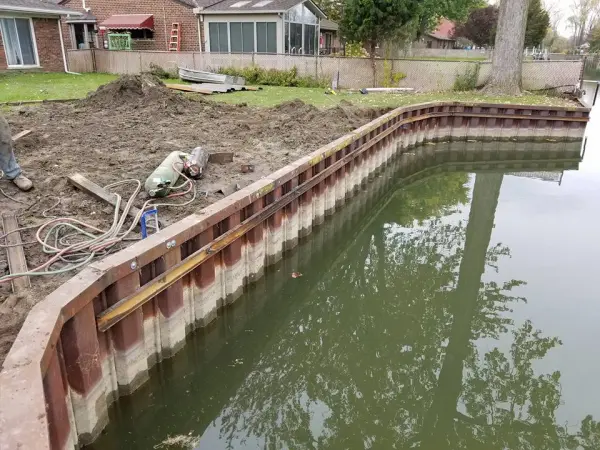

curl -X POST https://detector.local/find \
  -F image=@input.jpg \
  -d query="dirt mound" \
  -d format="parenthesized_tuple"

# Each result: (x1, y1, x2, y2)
(81, 74, 188, 109)
(274, 99, 318, 116)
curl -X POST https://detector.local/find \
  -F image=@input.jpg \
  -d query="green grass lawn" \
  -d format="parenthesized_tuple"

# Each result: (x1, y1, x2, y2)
(0, 72, 577, 109)
(217, 86, 578, 108)
(0, 72, 118, 102)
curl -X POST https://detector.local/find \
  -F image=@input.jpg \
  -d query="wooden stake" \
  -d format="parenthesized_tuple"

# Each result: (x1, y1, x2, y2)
(11, 130, 32, 142)
(67, 173, 163, 227)
(1, 213, 31, 292)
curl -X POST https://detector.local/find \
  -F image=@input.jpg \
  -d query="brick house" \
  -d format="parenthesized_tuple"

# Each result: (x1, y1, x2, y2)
(421, 18, 457, 50)
(58, 0, 200, 51)
(0, 0, 81, 71)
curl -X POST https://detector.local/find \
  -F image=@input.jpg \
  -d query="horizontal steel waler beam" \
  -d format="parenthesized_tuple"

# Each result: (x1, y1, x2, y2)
(96, 114, 402, 331)
(95, 109, 586, 332)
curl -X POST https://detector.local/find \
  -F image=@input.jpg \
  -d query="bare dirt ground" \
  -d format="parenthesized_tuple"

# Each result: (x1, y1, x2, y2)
(0, 75, 388, 365)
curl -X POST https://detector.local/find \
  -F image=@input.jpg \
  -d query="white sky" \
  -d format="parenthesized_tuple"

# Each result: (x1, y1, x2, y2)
(489, 0, 573, 37)
(544, 0, 572, 36)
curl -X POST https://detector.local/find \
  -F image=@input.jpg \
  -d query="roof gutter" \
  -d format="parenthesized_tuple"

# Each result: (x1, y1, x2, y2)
(0, 5, 83, 16)
(57, 18, 80, 75)
(194, 8, 285, 14)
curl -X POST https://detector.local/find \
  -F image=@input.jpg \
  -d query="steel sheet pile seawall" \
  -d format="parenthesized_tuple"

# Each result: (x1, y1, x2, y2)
(0, 102, 589, 450)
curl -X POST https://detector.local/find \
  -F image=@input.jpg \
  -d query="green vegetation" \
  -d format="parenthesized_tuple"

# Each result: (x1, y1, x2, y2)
(218, 66, 328, 88)
(0, 72, 577, 109)
(453, 63, 481, 91)
(215, 86, 577, 108)
(455, 0, 550, 50)
(382, 60, 407, 87)
(0, 72, 118, 102)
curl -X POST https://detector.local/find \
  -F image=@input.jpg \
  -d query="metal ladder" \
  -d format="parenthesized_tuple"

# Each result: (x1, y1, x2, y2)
(169, 23, 181, 51)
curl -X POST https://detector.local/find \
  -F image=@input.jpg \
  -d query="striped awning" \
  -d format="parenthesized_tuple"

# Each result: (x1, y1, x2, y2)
(99, 14, 154, 30)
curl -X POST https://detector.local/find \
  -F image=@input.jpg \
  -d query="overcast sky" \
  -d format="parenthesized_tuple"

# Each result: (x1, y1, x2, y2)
(488, 0, 573, 36)
(544, 0, 572, 36)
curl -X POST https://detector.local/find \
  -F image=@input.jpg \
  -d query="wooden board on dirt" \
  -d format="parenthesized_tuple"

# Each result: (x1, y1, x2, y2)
(165, 84, 214, 95)
(11, 130, 32, 142)
(1, 213, 31, 292)
(67, 173, 164, 227)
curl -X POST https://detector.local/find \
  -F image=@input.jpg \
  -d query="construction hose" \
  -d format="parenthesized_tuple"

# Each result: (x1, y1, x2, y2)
(0, 163, 197, 284)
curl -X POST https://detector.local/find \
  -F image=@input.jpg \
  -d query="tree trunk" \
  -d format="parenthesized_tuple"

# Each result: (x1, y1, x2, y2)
(369, 41, 377, 88)
(484, 0, 530, 95)
(420, 173, 504, 447)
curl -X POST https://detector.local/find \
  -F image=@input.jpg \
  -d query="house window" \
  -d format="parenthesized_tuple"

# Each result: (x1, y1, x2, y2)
(284, 2, 319, 55)
(289, 23, 302, 53)
(303, 24, 315, 55)
(256, 22, 276, 53)
(0, 18, 38, 67)
(70, 23, 97, 49)
(128, 29, 153, 40)
(209, 22, 228, 52)
(229, 22, 253, 53)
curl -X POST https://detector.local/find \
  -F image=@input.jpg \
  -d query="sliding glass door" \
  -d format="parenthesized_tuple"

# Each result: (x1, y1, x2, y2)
(0, 18, 38, 67)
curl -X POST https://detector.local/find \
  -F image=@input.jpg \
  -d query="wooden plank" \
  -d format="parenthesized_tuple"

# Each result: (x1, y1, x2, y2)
(1, 213, 31, 292)
(11, 130, 32, 141)
(67, 173, 163, 227)
(165, 83, 213, 95)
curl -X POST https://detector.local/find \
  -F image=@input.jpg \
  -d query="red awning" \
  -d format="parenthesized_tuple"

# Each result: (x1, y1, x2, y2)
(99, 14, 154, 30)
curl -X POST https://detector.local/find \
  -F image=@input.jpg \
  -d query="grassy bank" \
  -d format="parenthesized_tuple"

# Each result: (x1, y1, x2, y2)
(0, 72, 577, 108)
(0, 72, 118, 102)
(217, 86, 577, 108)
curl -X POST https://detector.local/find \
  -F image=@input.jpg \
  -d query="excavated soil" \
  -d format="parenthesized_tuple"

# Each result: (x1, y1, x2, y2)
(0, 76, 389, 365)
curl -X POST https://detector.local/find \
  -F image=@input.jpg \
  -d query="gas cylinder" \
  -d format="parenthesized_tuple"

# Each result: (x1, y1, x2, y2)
(145, 151, 189, 197)
(183, 147, 209, 180)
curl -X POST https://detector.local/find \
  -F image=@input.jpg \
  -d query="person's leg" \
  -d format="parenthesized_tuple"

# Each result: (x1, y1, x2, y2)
(0, 116, 32, 191)
(0, 116, 22, 180)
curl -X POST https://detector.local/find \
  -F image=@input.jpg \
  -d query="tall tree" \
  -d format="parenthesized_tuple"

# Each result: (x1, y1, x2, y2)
(455, 1, 550, 49)
(340, 0, 421, 86)
(570, 0, 600, 47)
(484, 0, 531, 95)
(318, 0, 343, 22)
(453, 6, 499, 47)
(525, 0, 551, 47)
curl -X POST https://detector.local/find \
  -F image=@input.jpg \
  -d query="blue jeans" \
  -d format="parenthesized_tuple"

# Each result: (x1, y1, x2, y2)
(0, 116, 21, 180)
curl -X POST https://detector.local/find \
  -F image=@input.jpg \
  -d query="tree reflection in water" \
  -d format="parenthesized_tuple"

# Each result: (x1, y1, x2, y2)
(213, 172, 599, 450)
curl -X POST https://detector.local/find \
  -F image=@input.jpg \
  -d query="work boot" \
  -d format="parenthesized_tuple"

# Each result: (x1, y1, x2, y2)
(11, 174, 33, 191)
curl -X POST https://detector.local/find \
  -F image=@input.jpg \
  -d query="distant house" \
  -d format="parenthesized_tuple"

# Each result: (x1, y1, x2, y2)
(0, 0, 81, 71)
(421, 18, 457, 50)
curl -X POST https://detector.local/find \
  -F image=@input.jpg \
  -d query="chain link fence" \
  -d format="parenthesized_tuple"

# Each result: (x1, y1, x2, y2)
(67, 50, 583, 93)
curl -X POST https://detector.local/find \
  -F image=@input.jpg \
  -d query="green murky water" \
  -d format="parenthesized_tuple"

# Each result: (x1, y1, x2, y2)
(90, 140, 600, 450)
